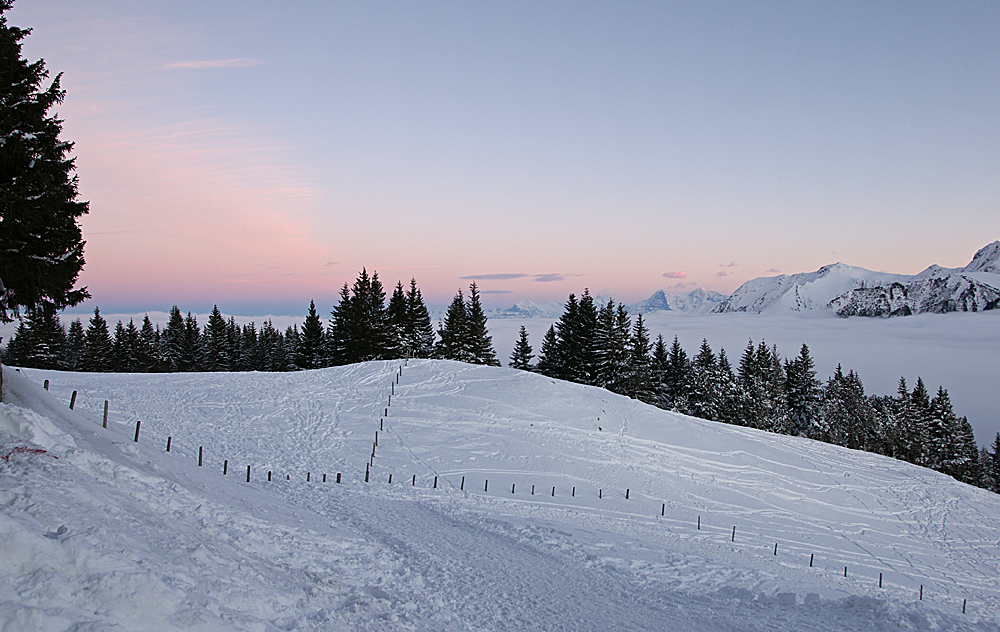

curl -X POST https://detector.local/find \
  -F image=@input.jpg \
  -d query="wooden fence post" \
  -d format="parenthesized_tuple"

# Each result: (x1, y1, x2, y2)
(365, 465, 369, 482)
(69, 391, 77, 410)
(731, 526, 736, 542)
(485, 479, 488, 492)
(307, 472, 311, 482)
(323, 473, 327, 482)
(268, 471, 272, 481)
(809, 553, 813, 567)
(133, 420, 141, 442)
(412, 474, 416, 486)
(247, 465, 251, 482)
(433, 476, 437, 489)
(551, 486, 555, 497)
(199, 446, 203, 467)
(337, 473, 341, 483)
(43, 379, 49, 390)
(919, 585, 923, 600)
(166, 436, 171, 452)
(572, 486, 576, 497)
(388, 474, 391, 484)
(512, 483, 515, 493)
(625, 488, 629, 500)
(103, 401, 108, 428)
(223, 460, 228, 475)
(460, 476, 465, 490)
(774, 543, 778, 555)
(661, 503, 665, 516)
(879, 573, 882, 588)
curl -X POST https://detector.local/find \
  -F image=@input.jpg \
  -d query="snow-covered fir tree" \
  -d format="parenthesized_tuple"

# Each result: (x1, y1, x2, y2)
(509, 325, 534, 371)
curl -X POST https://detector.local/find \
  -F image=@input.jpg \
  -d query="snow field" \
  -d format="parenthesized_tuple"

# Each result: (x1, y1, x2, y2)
(3, 361, 999, 631)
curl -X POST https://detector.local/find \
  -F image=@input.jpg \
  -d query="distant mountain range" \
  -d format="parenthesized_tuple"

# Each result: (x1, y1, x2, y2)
(482, 288, 728, 320)
(714, 241, 1000, 317)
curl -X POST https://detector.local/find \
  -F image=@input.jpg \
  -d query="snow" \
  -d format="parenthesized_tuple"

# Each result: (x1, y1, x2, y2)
(2, 362, 999, 631)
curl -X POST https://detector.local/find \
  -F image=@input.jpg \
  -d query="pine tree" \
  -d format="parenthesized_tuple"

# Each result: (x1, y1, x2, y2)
(435, 289, 470, 362)
(1, 317, 30, 365)
(0, 2, 89, 323)
(386, 281, 408, 358)
(283, 325, 300, 370)
(328, 269, 392, 364)
(663, 336, 691, 413)
(20, 304, 65, 369)
(785, 343, 822, 436)
(987, 434, 1000, 493)
(65, 317, 84, 370)
(81, 307, 112, 372)
(203, 305, 231, 371)
(534, 325, 559, 377)
(550, 290, 599, 383)
(593, 300, 631, 393)
(650, 334, 670, 409)
(137, 315, 159, 372)
(624, 314, 654, 403)
(688, 339, 720, 420)
(465, 282, 499, 366)
(297, 300, 325, 370)
(111, 319, 141, 372)
(404, 278, 435, 358)
(162, 306, 185, 371)
(509, 325, 534, 371)
(178, 312, 203, 372)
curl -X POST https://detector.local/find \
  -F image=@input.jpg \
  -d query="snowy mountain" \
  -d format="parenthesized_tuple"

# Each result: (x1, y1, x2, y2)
(3, 362, 999, 631)
(485, 289, 729, 320)
(632, 288, 729, 314)
(715, 241, 1000, 317)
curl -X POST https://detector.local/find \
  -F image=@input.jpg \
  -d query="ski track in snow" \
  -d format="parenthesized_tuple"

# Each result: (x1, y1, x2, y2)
(2, 361, 999, 631)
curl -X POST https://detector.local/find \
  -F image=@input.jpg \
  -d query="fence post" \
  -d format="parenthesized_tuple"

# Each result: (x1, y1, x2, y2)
(69, 391, 77, 410)
(247, 465, 251, 482)
(388, 474, 391, 484)
(44, 379, 49, 390)
(531, 485, 534, 495)
(552, 486, 555, 497)
(365, 465, 369, 483)
(199, 446, 203, 467)
(485, 479, 488, 492)
(963, 599, 966, 614)
(809, 553, 813, 567)
(433, 476, 437, 489)
(844, 567, 848, 577)
(572, 486, 576, 497)
(375, 431, 378, 447)
(166, 436, 171, 452)
(661, 503, 665, 516)
(337, 473, 341, 483)
(133, 420, 141, 442)
(697, 515, 701, 530)
(323, 473, 327, 483)
(919, 585, 923, 600)
(307, 472, 310, 482)
(512, 483, 516, 493)
(599, 489, 602, 499)
(268, 471, 272, 481)
(732, 526, 736, 542)
(223, 460, 228, 475)
(103, 401, 109, 428)
(774, 543, 778, 555)
(460, 476, 464, 490)
(412, 474, 416, 486)
(879, 573, 882, 588)
(625, 488, 629, 500)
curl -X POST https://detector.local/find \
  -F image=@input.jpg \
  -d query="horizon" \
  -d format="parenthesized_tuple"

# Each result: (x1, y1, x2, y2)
(7, 1, 999, 314)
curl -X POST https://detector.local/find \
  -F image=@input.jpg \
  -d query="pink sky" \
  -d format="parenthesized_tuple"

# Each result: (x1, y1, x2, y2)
(11, 1, 998, 314)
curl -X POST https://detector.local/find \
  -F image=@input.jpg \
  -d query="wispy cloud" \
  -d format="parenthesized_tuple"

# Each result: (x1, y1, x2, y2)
(727, 261, 738, 267)
(479, 290, 513, 294)
(662, 271, 687, 279)
(716, 271, 728, 277)
(166, 58, 263, 69)
(534, 274, 567, 283)
(459, 273, 528, 280)
(766, 268, 781, 274)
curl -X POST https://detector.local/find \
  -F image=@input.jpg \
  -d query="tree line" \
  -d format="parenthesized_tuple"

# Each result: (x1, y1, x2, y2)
(509, 290, 1000, 494)
(1, 271, 499, 373)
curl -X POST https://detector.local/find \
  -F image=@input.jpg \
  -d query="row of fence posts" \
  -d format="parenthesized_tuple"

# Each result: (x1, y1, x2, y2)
(54, 372, 970, 616)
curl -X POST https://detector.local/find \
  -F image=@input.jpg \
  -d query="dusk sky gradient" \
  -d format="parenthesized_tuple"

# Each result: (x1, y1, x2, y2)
(10, 1, 999, 314)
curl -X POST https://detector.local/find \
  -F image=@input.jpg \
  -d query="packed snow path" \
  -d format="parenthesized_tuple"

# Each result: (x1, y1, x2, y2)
(2, 361, 998, 631)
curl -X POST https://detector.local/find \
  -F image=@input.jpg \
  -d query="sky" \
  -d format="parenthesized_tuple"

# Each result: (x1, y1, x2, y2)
(7, 1, 1000, 315)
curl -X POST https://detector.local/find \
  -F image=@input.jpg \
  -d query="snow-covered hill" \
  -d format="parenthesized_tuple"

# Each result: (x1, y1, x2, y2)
(715, 242, 1000, 317)
(2, 362, 999, 631)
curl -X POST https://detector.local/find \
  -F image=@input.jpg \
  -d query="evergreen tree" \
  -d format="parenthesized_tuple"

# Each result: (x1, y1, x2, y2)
(464, 282, 499, 366)
(550, 291, 599, 383)
(404, 278, 435, 358)
(0, 2, 89, 323)
(663, 336, 691, 413)
(82, 307, 112, 372)
(688, 339, 720, 420)
(785, 343, 822, 436)
(1, 317, 29, 365)
(435, 289, 470, 362)
(65, 317, 84, 370)
(283, 325, 300, 370)
(111, 319, 141, 372)
(297, 300, 326, 370)
(20, 304, 65, 369)
(819, 366, 876, 450)
(328, 269, 392, 364)
(162, 306, 186, 371)
(136, 315, 159, 372)
(650, 334, 670, 409)
(623, 314, 655, 403)
(986, 434, 1000, 493)
(177, 312, 203, 371)
(203, 305, 231, 371)
(715, 348, 741, 425)
(386, 281, 408, 358)
(593, 300, 631, 393)
(259, 320, 288, 371)
(534, 325, 559, 377)
(509, 325, 534, 371)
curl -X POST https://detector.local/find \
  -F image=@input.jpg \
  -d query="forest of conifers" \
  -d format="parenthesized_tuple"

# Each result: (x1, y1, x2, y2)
(3, 272, 998, 494)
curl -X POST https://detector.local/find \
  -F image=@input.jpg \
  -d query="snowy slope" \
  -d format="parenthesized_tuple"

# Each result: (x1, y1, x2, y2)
(2, 362, 999, 631)
(715, 241, 1000, 317)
